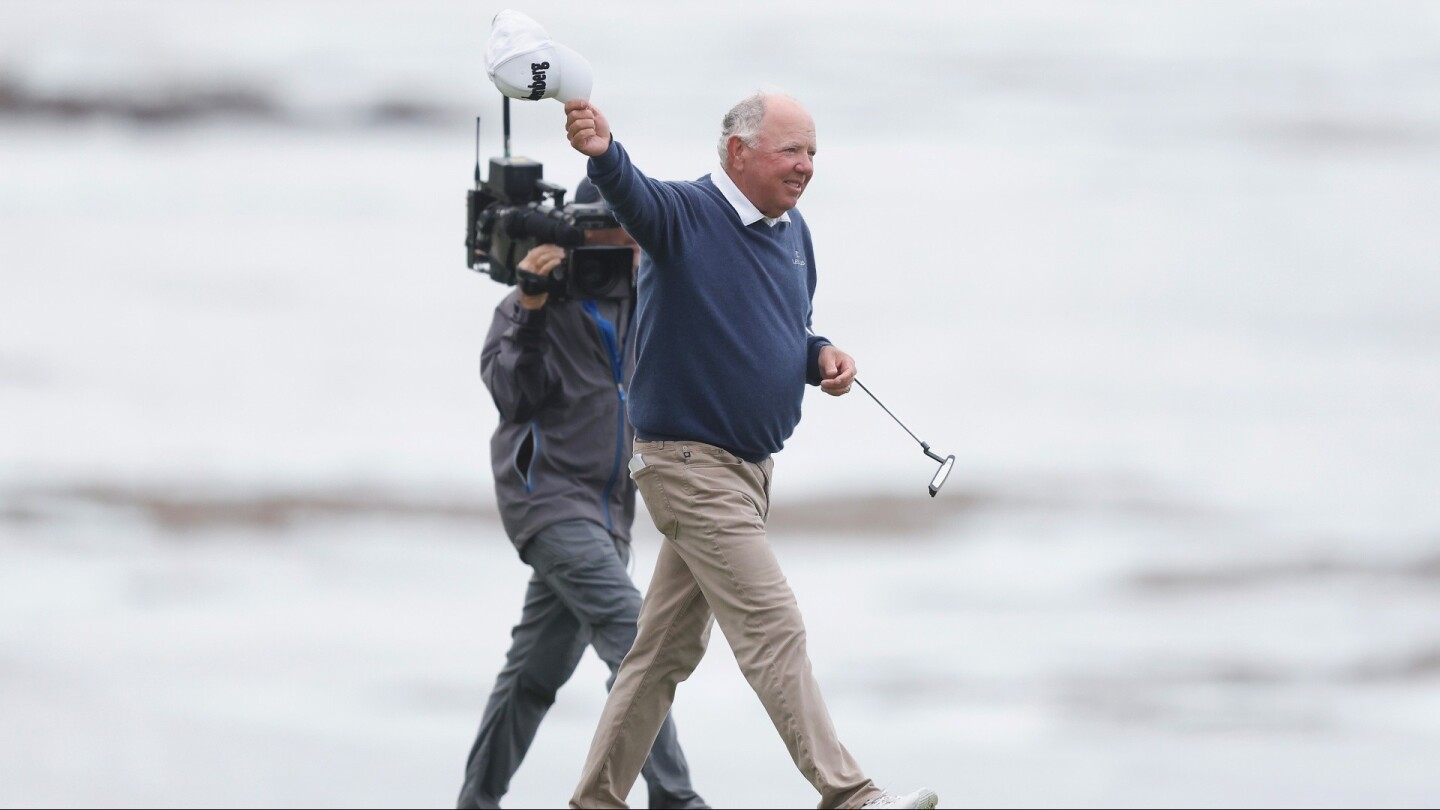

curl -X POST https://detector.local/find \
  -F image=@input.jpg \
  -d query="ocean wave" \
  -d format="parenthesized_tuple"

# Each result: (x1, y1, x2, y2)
(2, 475, 1221, 536)
(0, 73, 454, 127)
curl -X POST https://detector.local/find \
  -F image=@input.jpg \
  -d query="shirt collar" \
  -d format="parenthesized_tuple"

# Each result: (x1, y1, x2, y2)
(711, 165, 790, 228)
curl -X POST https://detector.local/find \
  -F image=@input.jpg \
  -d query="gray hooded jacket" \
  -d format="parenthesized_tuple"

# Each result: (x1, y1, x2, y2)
(481, 290, 636, 552)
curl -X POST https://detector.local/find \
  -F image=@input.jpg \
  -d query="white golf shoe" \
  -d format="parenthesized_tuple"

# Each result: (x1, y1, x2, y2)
(859, 787, 939, 809)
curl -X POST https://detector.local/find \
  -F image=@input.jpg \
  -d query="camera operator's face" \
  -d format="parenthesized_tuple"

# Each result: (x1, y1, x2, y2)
(584, 227, 640, 272)
(734, 97, 816, 219)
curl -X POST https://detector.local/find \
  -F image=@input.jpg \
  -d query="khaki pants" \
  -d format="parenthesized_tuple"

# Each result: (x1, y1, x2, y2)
(570, 440, 881, 810)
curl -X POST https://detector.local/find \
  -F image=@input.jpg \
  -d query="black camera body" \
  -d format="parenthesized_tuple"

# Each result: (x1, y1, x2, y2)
(466, 156, 632, 302)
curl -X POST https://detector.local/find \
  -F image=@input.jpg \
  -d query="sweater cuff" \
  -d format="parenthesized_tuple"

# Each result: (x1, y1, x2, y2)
(587, 139, 622, 183)
(806, 335, 832, 386)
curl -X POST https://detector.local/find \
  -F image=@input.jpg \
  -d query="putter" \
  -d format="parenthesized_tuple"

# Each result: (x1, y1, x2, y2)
(852, 378, 956, 497)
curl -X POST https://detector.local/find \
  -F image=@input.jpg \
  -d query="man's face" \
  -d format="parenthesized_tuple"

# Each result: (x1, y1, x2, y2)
(731, 97, 816, 219)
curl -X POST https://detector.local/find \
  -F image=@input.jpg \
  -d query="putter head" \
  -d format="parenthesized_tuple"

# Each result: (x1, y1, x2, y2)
(928, 455, 955, 498)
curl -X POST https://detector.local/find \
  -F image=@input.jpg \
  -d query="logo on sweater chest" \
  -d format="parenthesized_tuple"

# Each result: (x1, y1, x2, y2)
(792, 249, 807, 267)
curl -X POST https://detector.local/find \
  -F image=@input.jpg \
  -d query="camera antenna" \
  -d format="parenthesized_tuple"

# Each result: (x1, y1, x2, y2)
(480, 116, 492, 185)
(502, 95, 512, 158)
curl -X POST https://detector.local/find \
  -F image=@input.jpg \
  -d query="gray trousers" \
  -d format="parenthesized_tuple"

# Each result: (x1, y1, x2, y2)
(458, 519, 704, 809)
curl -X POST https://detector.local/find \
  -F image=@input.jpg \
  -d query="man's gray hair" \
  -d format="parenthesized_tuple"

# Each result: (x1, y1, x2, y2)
(717, 93, 768, 166)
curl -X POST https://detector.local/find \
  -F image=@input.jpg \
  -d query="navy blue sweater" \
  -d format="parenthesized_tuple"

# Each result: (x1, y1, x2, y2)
(588, 141, 830, 463)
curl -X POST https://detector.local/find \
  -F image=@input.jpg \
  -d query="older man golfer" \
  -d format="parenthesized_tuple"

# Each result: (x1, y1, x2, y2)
(561, 92, 939, 810)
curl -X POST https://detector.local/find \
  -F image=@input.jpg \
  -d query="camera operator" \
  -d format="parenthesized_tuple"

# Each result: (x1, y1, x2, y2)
(457, 180, 708, 810)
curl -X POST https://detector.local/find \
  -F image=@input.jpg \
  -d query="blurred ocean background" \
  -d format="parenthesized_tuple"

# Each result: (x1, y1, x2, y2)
(3, 1, 1439, 807)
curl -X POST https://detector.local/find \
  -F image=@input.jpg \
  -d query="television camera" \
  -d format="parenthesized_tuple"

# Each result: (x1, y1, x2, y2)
(465, 116, 632, 302)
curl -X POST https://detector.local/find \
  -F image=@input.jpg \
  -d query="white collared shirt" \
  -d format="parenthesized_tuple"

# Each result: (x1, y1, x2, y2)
(710, 165, 791, 228)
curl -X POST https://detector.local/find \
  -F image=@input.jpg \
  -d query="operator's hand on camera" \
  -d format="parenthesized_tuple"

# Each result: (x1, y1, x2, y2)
(818, 344, 857, 397)
(565, 100, 611, 157)
(517, 244, 566, 310)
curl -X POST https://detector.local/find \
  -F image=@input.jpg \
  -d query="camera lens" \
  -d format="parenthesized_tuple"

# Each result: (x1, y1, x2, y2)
(572, 257, 611, 297)
(568, 247, 631, 299)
